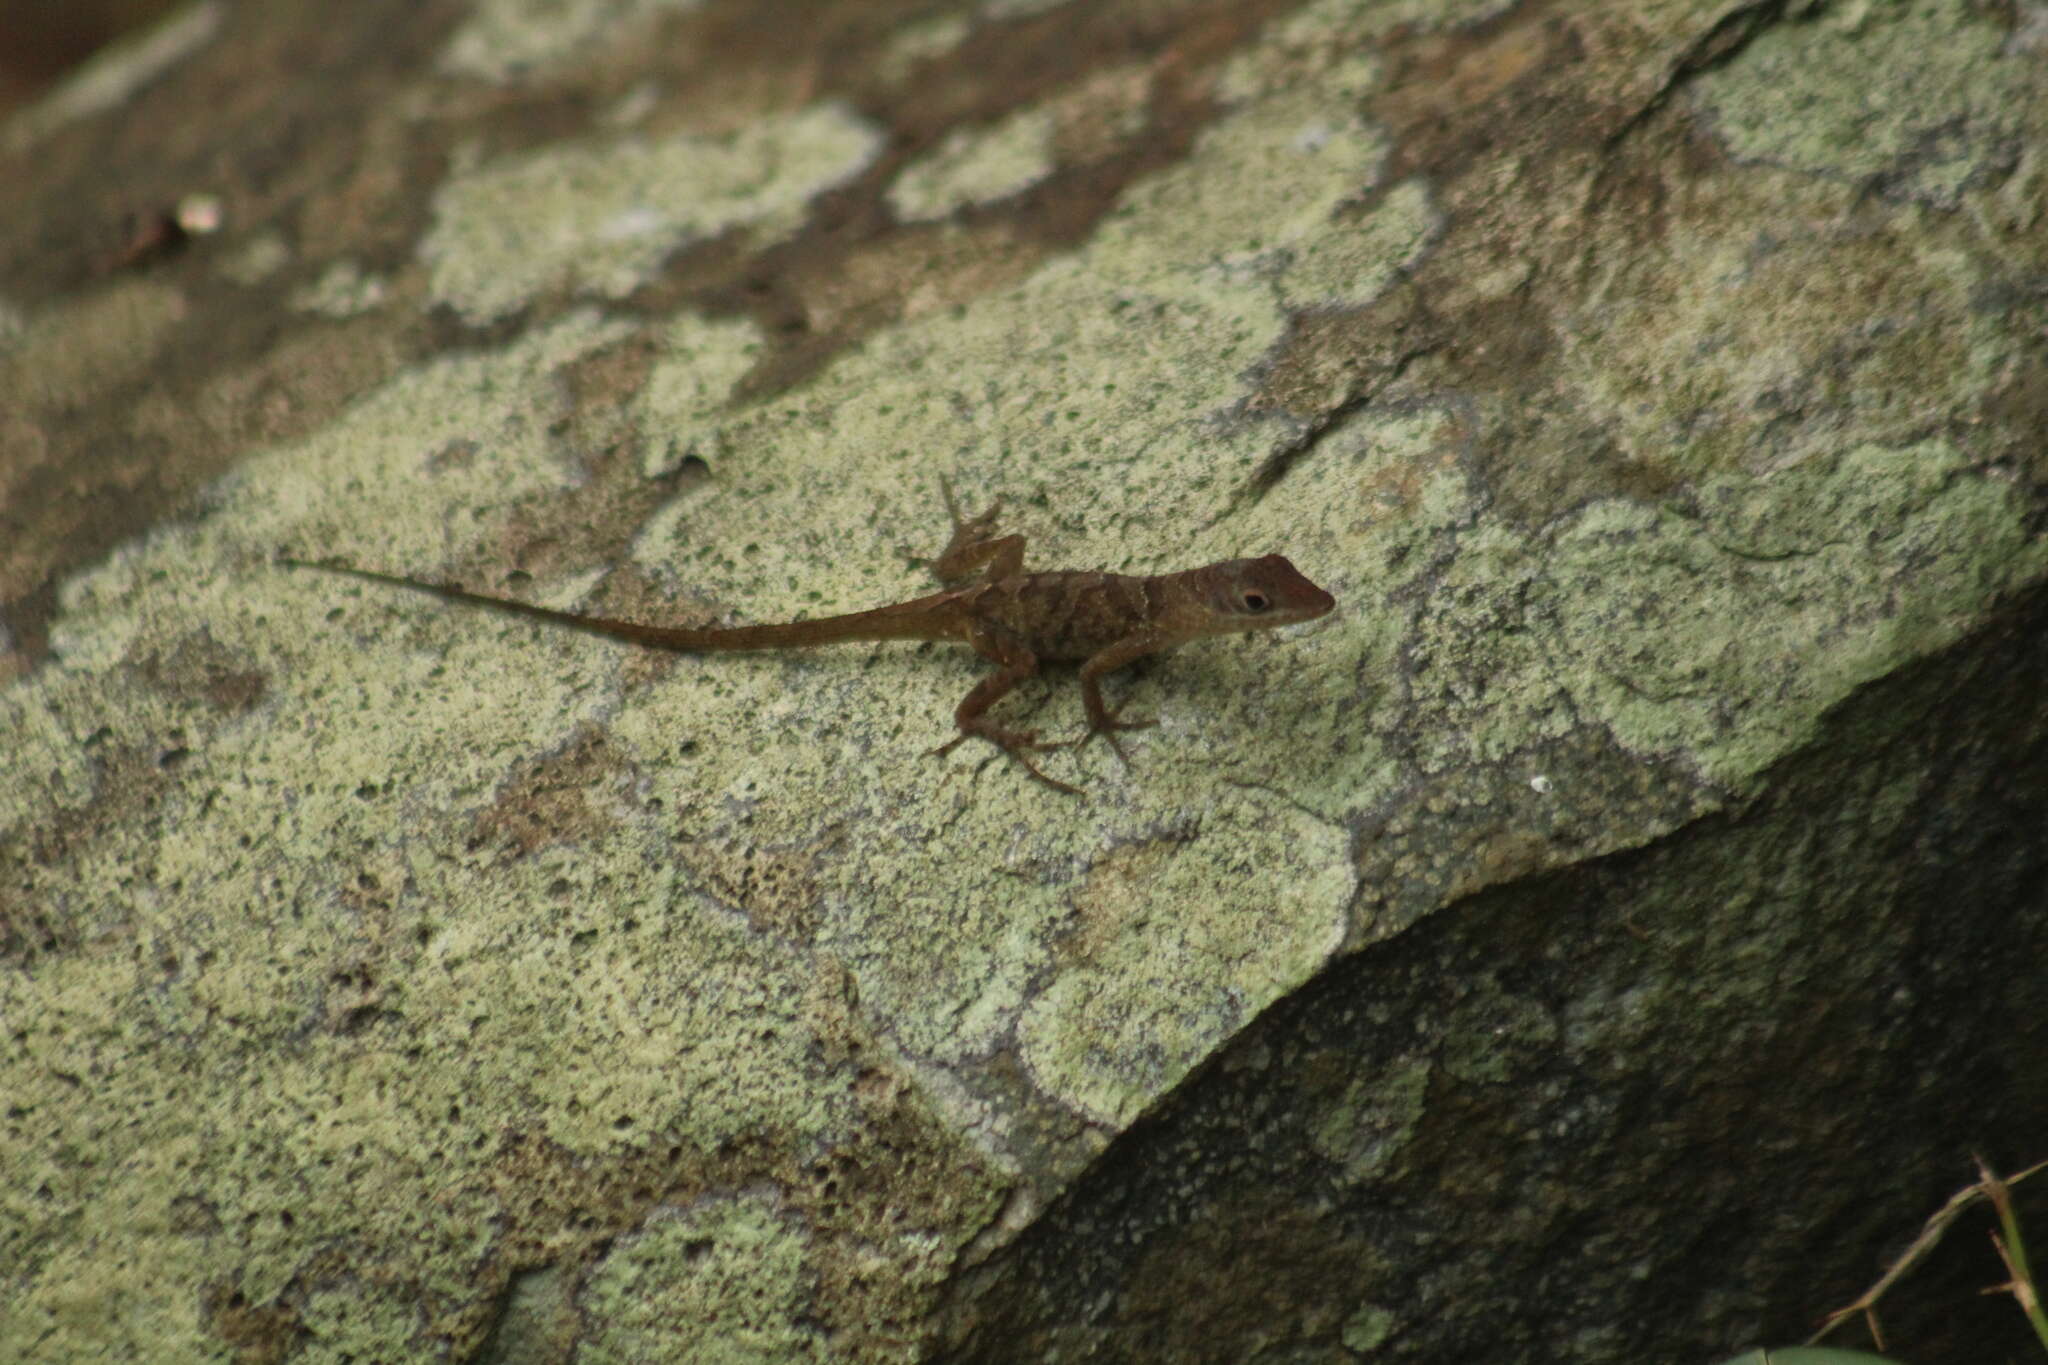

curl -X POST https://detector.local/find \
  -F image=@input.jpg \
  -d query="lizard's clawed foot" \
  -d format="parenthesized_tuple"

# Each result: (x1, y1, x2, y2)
(938, 475, 1001, 536)
(1062, 712, 1157, 767)
(957, 502, 1003, 540)
(927, 476, 1016, 581)
(931, 725, 1083, 795)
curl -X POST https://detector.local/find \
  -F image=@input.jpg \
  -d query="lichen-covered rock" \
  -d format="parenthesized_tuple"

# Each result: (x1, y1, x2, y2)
(4, 1, 2043, 1361)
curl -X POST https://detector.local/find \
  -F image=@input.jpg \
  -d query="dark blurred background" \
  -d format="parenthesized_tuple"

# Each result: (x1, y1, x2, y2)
(0, 0, 184, 117)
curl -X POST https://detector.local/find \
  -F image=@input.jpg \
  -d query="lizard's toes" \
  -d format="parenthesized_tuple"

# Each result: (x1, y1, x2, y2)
(1100, 730, 1139, 767)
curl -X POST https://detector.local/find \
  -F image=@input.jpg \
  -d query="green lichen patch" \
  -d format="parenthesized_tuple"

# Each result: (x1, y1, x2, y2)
(1552, 178, 1997, 483)
(421, 104, 884, 325)
(1087, 84, 1392, 297)
(637, 312, 767, 479)
(1016, 798, 1353, 1127)
(1398, 439, 2044, 796)
(287, 259, 389, 318)
(439, 0, 706, 85)
(1692, 0, 2024, 207)
(1227, 0, 1518, 93)
(886, 107, 1058, 223)
(576, 1194, 826, 1363)
(1342, 1304, 1397, 1351)
(875, 12, 971, 84)
(1279, 176, 1439, 310)
(1542, 440, 2042, 789)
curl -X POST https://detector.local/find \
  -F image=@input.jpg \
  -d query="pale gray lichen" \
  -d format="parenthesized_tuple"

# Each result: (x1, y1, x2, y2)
(577, 1195, 827, 1363)
(1692, 0, 2024, 207)
(421, 104, 885, 325)
(439, 0, 707, 84)
(886, 107, 1059, 223)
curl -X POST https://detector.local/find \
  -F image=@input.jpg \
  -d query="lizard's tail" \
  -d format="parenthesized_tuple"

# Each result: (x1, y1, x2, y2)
(610, 595, 964, 651)
(279, 559, 964, 651)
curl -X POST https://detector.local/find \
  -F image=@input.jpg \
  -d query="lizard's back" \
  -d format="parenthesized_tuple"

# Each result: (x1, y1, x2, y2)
(966, 570, 1161, 660)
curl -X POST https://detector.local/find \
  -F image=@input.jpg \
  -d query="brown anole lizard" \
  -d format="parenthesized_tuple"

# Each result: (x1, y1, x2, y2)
(281, 482, 1336, 794)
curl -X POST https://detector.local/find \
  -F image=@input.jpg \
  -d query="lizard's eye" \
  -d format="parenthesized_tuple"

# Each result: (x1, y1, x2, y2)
(1240, 590, 1271, 613)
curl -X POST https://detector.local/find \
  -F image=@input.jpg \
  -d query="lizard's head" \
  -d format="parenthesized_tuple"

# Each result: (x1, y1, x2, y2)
(1188, 555, 1337, 635)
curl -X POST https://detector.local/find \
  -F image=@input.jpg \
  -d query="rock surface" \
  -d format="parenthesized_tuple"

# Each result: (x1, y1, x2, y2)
(4, 1, 2044, 1360)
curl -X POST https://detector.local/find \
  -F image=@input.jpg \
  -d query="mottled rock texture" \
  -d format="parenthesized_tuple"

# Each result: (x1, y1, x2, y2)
(4, 1, 2044, 1361)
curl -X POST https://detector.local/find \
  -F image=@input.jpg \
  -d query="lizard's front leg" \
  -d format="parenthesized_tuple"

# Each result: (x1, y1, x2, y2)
(930, 622, 1079, 794)
(1066, 632, 1167, 765)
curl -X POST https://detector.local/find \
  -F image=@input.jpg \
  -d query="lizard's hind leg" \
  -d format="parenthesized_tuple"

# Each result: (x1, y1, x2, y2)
(931, 476, 1027, 583)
